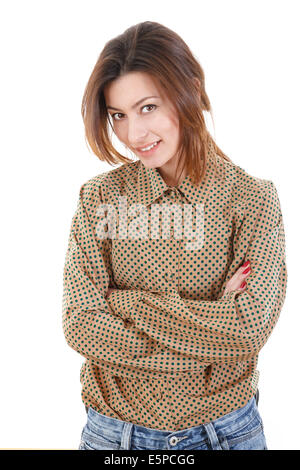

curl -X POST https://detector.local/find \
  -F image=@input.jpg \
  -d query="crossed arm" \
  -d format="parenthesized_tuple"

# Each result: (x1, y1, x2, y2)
(62, 178, 287, 377)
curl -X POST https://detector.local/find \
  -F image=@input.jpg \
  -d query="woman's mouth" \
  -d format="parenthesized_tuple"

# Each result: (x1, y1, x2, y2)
(135, 140, 162, 156)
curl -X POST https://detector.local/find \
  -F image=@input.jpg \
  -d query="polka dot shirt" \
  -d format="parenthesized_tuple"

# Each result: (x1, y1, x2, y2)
(62, 142, 287, 431)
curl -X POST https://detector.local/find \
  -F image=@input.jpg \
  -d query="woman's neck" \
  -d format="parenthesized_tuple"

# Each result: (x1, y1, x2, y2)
(157, 157, 187, 187)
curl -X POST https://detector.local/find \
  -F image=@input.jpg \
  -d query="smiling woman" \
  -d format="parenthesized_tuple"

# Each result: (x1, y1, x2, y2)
(103, 71, 184, 186)
(62, 20, 287, 451)
(80, 21, 231, 188)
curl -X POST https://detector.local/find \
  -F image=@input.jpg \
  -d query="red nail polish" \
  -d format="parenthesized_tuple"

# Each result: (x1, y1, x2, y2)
(240, 281, 246, 288)
(242, 261, 250, 268)
(242, 266, 251, 274)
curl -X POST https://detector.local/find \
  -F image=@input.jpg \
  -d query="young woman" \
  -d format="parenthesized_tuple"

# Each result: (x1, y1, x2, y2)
(62, 21, 287, 451)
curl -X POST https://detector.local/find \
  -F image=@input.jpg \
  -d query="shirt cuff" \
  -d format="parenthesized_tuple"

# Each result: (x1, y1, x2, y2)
(219, 289, 241, 301)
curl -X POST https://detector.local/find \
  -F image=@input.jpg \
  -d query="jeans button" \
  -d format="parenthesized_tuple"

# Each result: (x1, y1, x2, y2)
(169, 436, 178, 446)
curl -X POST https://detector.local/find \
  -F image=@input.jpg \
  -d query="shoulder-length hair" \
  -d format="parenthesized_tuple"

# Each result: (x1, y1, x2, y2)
(81, 21, 231, 185)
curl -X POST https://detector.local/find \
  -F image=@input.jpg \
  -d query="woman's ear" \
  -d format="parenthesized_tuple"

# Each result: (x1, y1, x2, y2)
(193, 77, 202, 93)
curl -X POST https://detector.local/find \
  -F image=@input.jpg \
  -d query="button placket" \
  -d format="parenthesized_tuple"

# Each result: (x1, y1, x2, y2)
(152, 378, 163, 400)
(169, 188, 179, 238)
(162, 188, 179, 289)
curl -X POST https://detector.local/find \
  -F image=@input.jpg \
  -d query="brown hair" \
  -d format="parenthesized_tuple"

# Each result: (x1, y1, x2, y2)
(81, 21, 231, 185)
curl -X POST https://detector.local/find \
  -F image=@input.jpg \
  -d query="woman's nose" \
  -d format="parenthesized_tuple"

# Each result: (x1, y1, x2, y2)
(127, 118, 148, 145)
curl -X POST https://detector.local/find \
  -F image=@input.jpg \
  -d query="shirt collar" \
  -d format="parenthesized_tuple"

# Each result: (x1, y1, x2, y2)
(131, 140, 220, 208)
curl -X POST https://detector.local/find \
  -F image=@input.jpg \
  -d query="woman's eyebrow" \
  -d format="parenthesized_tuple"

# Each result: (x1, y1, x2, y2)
(106, 95, 160, 111)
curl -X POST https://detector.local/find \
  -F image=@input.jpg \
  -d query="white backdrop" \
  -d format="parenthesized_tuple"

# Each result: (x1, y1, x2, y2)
(0, 0, 298, 450)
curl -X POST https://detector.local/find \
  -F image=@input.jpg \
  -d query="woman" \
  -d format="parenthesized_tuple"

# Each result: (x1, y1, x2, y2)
(62, 21, 287, 451)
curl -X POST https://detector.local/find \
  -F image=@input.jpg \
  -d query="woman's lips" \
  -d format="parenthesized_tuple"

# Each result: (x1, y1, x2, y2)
(135, 140, 162, 156)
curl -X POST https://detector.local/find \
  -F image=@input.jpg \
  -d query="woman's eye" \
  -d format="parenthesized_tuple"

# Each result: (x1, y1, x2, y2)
(111, 104, 157, 121)
(111, 112, 124, 121)
(142, 104, 157, 113)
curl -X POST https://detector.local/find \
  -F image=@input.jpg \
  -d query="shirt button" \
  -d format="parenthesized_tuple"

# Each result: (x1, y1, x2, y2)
(154, 390, 163, 400)
(167, 188, 176, 198)
(169, 436, 178, 446)
(163, 271, 175, 282)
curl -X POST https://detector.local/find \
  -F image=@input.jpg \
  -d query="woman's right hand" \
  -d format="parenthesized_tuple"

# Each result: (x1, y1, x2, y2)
(224, 261, 251, 294)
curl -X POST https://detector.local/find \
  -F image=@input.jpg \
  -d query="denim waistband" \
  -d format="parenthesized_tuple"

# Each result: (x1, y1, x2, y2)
(84, 391, 260, 450)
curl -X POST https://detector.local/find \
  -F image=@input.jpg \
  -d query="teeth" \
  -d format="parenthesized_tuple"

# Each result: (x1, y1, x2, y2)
(141, 141, 159, 151)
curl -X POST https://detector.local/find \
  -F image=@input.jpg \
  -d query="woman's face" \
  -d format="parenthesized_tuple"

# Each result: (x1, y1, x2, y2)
(104, 71, 183, 178)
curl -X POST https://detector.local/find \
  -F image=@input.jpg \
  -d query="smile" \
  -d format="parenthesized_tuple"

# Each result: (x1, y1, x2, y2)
(135, 140, 162, 155)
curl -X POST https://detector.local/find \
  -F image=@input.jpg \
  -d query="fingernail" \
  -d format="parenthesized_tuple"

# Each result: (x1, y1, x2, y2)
(242, 266, 251, 274)
(242, 261, 250, 268)
(240, 281, 246, 288)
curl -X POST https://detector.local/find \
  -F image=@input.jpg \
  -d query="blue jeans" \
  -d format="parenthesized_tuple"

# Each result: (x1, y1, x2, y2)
(78, 392, 267, 450)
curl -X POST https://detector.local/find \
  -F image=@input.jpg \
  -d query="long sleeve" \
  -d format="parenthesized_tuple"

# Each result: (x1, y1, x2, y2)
(62, 178, 209, 377)
(108, 180, 287, 364)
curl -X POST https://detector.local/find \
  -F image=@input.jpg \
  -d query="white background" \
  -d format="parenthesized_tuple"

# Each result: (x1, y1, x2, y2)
(0, 0, 298, 450)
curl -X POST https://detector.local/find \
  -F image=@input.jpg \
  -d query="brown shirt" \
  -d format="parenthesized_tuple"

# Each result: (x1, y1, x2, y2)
(62, 143, 287, 431)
